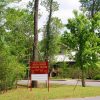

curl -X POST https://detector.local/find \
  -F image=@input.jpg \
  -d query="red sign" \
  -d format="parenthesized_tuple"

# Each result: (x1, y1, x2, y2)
(29, 61, 49, 92)
(30, 62, 48, 74)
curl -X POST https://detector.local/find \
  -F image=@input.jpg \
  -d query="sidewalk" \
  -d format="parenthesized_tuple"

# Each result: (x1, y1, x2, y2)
(50, 96, 100, 100)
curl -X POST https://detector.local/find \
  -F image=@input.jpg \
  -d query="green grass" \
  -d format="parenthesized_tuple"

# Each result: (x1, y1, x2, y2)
(0, 85, 100, 100)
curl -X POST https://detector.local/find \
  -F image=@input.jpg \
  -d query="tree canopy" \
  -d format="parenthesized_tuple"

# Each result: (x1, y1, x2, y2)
(62, 11, 100, 86)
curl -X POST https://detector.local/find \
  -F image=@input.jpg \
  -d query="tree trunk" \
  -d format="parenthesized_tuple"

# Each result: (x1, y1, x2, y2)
(32, 0, 39, 88)
(81, 68, 86, 87)
(45, 0, 53, 61)
(91, 0, 95, 18)
(33, 0, 39, 61)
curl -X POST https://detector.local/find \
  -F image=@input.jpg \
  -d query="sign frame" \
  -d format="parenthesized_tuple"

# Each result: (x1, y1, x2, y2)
(29, 61, 49, 92)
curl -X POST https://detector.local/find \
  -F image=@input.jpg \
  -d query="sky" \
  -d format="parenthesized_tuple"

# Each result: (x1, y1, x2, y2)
(18, 0, 81, 27)
(9, 0, 81, 40)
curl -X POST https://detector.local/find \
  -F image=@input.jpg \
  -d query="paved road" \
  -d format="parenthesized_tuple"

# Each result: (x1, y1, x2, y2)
(17, 80, 100, 87)
(50, 80, 100, 87)
(50, 96, 100, 100)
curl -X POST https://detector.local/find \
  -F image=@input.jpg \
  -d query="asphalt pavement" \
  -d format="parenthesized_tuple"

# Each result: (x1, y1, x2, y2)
(50, 96, 100, 100)
(17, 79, 100, 87)
(49, 79, 100, 87)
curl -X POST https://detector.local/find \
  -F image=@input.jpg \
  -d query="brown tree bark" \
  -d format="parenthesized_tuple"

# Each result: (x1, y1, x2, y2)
(32, 0, 39, 88)
(33, 0, 39, 61)
(91, 0, 95, 18)
(81, 68, 86, 87)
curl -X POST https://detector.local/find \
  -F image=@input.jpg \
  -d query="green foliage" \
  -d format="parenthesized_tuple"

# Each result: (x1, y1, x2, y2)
(62, 11, 99, 86)
(62, 11, 99, 68)
(58, 62, 68, 78)
(40, 17, 63, 62)
(4, 8, 34, 62)
(65, 67, 81, 79)
(93, 74, 100, 80)
(0, 50, 26, 90)
(86, 66, 100, 79)
(92, 12, 100, 38)
(41, 0, 59, 12)
(0, 8, 33, 90)
(0, 0, 21, 8)
(80, 0, 100, 17)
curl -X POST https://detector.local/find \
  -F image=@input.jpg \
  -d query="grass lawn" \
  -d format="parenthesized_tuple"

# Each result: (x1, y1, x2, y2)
(0, 85, 100, 100)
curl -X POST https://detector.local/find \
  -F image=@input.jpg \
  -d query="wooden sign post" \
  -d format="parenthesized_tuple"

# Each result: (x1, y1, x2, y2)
(30, 61, 49, 91)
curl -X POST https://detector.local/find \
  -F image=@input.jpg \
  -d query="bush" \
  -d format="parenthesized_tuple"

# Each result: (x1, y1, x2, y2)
(66, 67, 81, 79)
(57, 62, 81, 79)
(58, 63, 68, 78)
(0, 52, 26, 91)
(93, 75, 100, 80)
(86, 66, 100, 79)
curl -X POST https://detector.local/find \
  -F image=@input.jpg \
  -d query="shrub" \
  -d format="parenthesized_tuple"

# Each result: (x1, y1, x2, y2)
(93, 75, 100, 80)
(0, 52, 26, 91)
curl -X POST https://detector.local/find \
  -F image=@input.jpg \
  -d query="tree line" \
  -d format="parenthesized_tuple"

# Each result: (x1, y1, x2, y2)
(0, 0, 100, 91)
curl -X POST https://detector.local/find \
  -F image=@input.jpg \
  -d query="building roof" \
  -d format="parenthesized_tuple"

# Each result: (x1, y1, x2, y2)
(54, 54, 75, 62)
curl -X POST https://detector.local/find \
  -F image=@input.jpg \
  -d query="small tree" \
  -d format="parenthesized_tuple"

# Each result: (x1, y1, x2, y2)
(40, 17, 63, 62)
(62, 11, 99, 87)
(41, 0, 59, 62)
